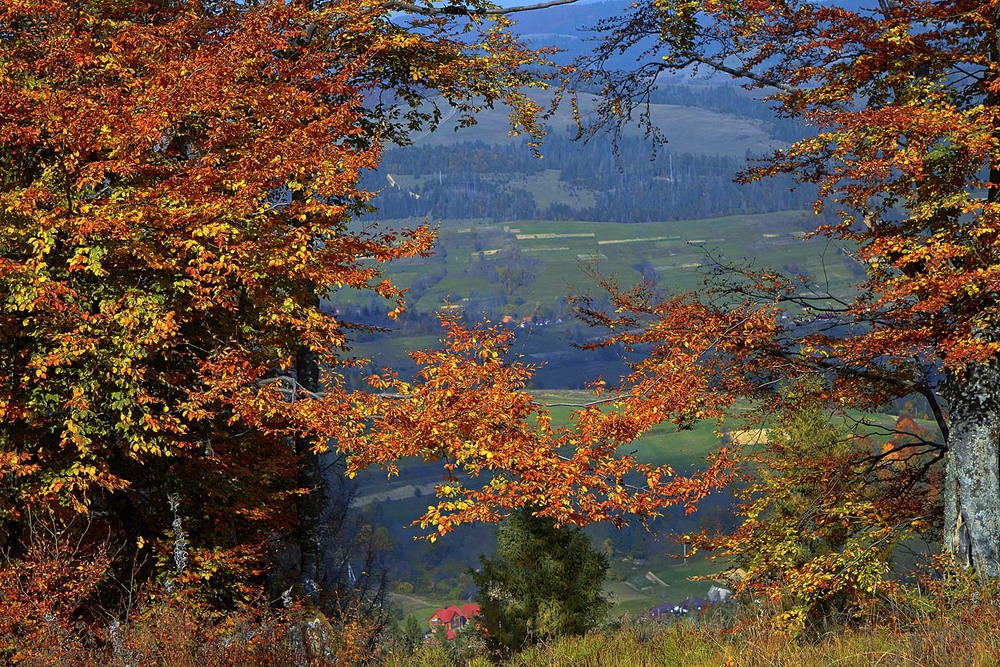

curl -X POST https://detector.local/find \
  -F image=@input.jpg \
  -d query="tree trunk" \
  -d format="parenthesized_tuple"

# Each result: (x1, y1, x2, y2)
(944, 361, 1000, 576)
(295, 281, 324, 601)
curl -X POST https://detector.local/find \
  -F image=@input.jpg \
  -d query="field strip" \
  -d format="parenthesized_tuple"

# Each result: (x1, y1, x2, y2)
(516, 232, 596, 240)
(725, 428, 771, 445)
(655, 262, 703, 270)
(598, 236, 680, 245)
(522, 246, 570, 252)
(469, 248, 503, 257)
(577, 253, 608, 261)
(645, 571, 670, 587)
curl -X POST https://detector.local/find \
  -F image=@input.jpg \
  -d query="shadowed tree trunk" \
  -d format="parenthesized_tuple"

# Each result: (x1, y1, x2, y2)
(295, 279, 324, 601)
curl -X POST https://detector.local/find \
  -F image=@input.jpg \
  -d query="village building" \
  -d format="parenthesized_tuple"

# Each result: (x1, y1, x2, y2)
(428, 602, 480, 640)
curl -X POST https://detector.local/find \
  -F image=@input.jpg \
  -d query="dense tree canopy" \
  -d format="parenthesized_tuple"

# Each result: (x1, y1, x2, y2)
(0, 0, 548, 599)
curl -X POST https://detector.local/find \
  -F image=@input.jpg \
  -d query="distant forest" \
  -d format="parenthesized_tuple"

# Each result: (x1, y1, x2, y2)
(362, 85, 820, 223)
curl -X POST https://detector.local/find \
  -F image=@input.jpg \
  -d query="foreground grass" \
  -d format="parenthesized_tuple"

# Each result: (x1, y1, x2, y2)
(509, 623, 999, 667)
(14, 586, 1000, 666)
(382, 606, 1000, 667)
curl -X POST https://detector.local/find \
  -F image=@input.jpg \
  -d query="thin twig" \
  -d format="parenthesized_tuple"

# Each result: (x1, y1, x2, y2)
(384, 0, 579, 16)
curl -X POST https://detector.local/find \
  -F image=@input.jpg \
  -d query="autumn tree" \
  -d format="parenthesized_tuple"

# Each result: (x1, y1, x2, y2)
(0, 0, 550, 610)
(557, 0, 1000, 577)
(692, 388, 940, 633)
(343, 313, 727, 537)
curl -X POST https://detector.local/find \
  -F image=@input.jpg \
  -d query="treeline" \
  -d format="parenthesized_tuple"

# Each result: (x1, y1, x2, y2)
(556, 136, 813, 222)
(380, 140, 547, 175)
(363, 132, 817, 223)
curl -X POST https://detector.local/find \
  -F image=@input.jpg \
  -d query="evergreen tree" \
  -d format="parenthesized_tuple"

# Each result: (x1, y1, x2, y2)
(471, 509, 610, 659)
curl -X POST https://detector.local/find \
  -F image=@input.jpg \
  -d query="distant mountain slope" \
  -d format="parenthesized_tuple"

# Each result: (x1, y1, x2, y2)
(503, 0, 873, 66)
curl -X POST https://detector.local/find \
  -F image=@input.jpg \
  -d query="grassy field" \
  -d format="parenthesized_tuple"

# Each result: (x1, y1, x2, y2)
(343, 209, 859, 394)
(384, 549, 727, 628)
(387, 591, 458, 628)
(605, 556, 726, 619)
(346, 210, 858, 316)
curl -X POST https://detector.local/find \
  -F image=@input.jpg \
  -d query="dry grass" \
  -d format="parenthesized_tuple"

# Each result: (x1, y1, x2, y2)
(395, 586, 1000, 667)
(14, 589, 1000, 666)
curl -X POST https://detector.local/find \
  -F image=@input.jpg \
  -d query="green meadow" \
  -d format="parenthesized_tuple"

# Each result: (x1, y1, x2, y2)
(348, 210, 859, 315)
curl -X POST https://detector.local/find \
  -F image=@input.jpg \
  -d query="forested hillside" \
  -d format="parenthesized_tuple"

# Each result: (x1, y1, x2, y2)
(366, 135, 815, 222)
(362, 83, 819, 223)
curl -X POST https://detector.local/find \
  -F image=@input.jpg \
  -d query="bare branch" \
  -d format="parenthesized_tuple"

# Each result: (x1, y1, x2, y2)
(259, 375, 326, 401)
(384, 0, 579, 16)
(679, 51, 797, 93)
(917, 381, 950, 443)
(534, 395, 629, 409)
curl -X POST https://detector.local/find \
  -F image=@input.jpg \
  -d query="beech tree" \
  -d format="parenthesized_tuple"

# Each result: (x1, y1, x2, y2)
(571, 0, 1000, 575)
(343, 313, 727, 536)
(0, 0, 548, 601)
(12, 0, 1000, 638)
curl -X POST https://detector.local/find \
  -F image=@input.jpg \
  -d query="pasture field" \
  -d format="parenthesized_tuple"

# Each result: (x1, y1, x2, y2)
(344, 209, 861, 392)
(345, 210, 860, 316)
(385, 544, 724, 627)
(385, 557, 725, 627)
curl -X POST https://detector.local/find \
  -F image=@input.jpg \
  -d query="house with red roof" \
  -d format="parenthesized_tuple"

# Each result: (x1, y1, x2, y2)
(428, 602, 480, 640)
